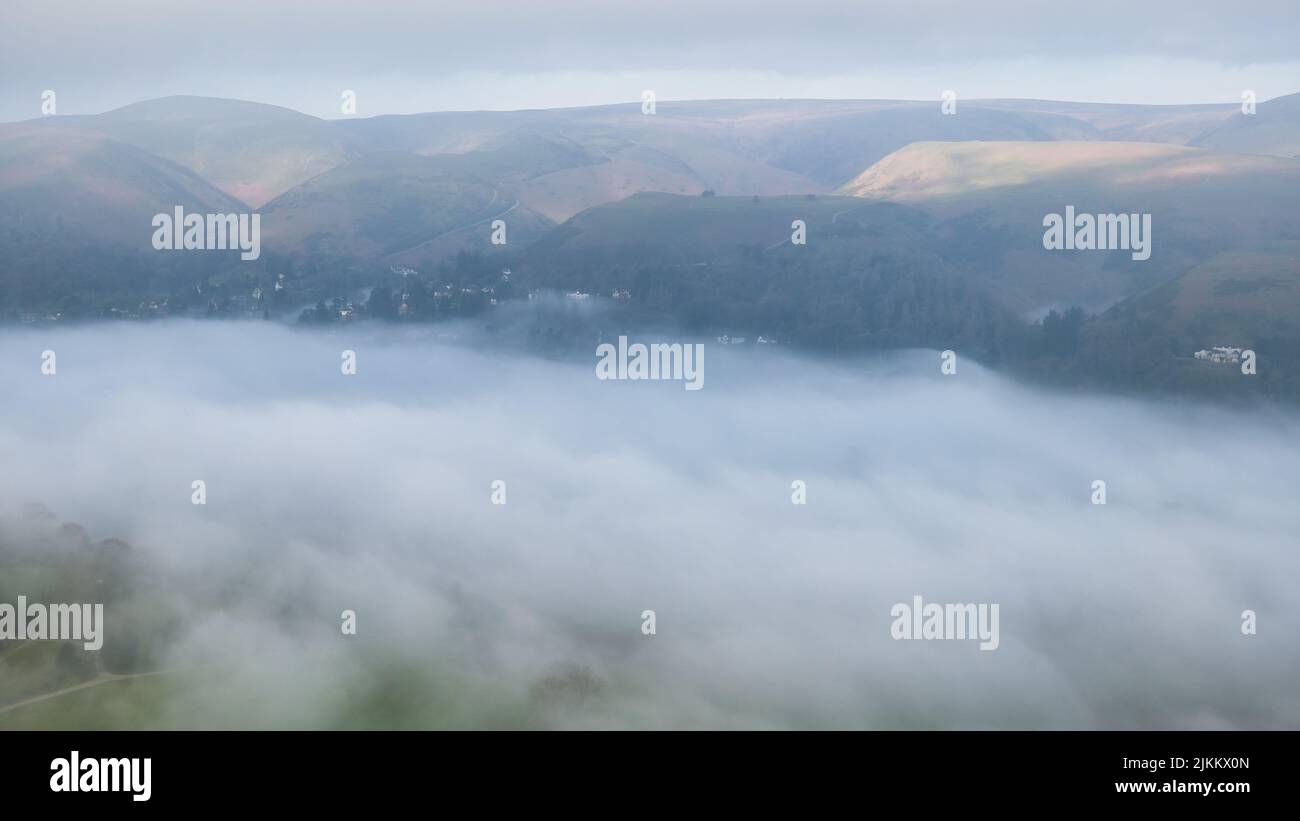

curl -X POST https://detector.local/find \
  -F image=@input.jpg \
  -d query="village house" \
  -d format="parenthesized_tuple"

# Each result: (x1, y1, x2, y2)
(1194, 346, 1243, 364)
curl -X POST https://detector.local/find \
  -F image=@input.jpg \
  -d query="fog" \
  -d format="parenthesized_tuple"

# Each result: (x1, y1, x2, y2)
(1, 319, 1297, 728)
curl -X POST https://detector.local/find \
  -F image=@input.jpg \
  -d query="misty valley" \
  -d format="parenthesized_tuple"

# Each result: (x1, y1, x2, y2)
(1, 84, 1298, 733)
(4, 95, 1300, 405)
(1, 319, 1296, 729)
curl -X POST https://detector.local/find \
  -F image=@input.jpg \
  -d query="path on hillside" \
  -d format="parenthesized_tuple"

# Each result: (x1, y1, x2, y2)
(831, 201, 871, 223)
(0, 669, 180, 716)
(384, 187, 519, 259)
(762, 200, 870, 253)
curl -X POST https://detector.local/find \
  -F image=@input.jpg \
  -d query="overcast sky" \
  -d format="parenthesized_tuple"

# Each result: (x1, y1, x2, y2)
(2, 0, 1299, 121)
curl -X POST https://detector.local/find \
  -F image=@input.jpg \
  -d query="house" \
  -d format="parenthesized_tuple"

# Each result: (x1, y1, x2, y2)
(1195, 345, 1243, 364)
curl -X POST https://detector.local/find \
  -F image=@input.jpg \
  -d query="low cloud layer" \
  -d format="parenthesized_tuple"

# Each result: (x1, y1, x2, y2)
(1, 320, 1296, 728)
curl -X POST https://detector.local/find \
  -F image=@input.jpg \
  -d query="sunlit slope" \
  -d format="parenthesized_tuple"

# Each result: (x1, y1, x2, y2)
(837, 140, 1300, 314)
(28, 96, 356, 207)
(839, 140, 1204, 200)
(17, 93, 1292, 224)
(0, 123, 248, 244)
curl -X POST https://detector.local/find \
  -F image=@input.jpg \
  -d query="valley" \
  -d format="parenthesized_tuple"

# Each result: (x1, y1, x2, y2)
(2, 92, 1298, 401)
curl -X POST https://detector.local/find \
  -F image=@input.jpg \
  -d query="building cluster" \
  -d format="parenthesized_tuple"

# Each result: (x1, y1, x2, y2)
(715, 334, 779, 345)
(1194, 346, 1243, 364)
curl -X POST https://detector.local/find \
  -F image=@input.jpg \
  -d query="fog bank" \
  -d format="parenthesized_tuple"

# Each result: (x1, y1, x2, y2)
(1, 320, 1296, 728)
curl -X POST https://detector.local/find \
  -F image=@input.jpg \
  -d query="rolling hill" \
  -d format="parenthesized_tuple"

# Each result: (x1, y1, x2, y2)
(0, 123, 248, 245)
(837, 140, 1300, 314)
(0, 124, 256, 310)
(22, 93, 1295, 221)
(524, 190, 878, 267)
(259, 138, 583, 261)
(26, 97, 356, 207)
(1190, 91, 1300, 159)
(5, 92, 1300, 399)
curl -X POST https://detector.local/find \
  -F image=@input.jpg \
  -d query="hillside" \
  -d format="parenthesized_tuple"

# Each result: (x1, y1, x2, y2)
(1190, 91, 1300, 159)
(525, 191, 875, 266)
(511, 191, 1026, 353)
(27, 96, 355, 207)
(20, 93, 1293, 220)
(836, 140, 1300, 315)
(4, 93, 1300, 400)
(0, 124, 255, 310)
(260, 145, 567, 261)
(0, 124, 248, 244)
(1096, 245, 1300, 345)
(838, 141, 1199, 201)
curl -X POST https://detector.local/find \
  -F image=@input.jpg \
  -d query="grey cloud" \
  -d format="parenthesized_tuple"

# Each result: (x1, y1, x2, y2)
(1, 0, 1298, 120)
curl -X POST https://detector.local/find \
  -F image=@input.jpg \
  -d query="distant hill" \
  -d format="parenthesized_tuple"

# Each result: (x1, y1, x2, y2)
(5, 93, 1300, 399)
(260, 137, 586, 261)
(26, 96, 353, 207)
(19, 93, 1291, 218)
(1099, 245, 1300, 345)
(1035, 243, 1300, 400)
(0, 123, 247, 244)
(511, 190, 1038, 355)
(0, 124, 254, 309)
(525, 190, 874, 266)
(966, 99, 1238, 144)
(838, 140, 1199, 201)
(1190, 92, 1300, 159)
(837, 140, 1300, 315)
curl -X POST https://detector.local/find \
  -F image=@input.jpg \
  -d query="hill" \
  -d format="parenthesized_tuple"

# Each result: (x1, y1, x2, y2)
(27, 96, 353, 207)
(259, 141, 575, 262)
(510, 191, 1032, 353)
(1190, 91, 1300, 159)
(0, 124, 254, 311)
(21, 94, 1291, 220)
(837, 140, 1300, 315)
